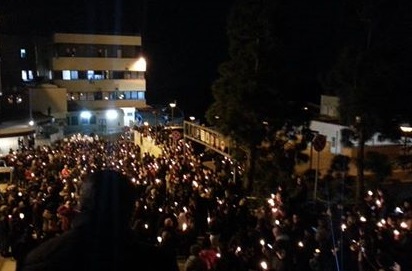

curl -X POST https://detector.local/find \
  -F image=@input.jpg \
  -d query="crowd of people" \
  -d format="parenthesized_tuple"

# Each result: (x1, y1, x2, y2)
(0, 126, 411, 271)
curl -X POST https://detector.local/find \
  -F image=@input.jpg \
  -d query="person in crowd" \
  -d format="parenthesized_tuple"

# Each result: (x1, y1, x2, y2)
(198, 235, 218, 270)
(213, 241, 248, 271)
(56, 200, 76, 232)
(12, 225, 38, 271)
(0, 205, 11, 257)
(157, 217, 179, 260)
(0, 128, 410, 271)
(20, 169, 179, 271)
(184, 244, 208, 271)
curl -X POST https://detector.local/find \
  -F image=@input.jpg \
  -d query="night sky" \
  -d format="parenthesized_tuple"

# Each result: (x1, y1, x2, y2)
(1, 0, 354, 122)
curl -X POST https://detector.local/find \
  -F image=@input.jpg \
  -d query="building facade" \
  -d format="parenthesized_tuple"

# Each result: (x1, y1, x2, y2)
(1, 32, 147, 135)
(51, 33, 147, 128)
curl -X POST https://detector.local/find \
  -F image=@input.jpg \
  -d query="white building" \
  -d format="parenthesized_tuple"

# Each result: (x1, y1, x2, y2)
(50, 33, 147, 132)
(310, 95, 399, 156)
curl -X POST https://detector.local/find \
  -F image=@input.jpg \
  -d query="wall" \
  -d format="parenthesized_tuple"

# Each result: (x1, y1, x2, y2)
(30, 84, 67, 119)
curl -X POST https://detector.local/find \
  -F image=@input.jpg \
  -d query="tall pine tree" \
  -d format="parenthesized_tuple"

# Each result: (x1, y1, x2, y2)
(206, 0, 308, 194)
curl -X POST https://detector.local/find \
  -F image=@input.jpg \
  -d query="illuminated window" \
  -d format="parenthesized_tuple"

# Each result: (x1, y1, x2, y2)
(87, 70, 94, 80)
(92, 71, 104, 80)
(130, 91, 138, 99)
(63, 70, 71, 80)
(21, 70, 27, 81)
(71, 71, 78, 79)
(20, 49, 26, 58)
(138, 92, 145, 100)
(62, 70, 79, 80)
(86, 71, 103, 80)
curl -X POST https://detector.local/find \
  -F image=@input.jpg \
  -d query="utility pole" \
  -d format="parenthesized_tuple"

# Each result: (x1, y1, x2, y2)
(355, 116, 365, 202)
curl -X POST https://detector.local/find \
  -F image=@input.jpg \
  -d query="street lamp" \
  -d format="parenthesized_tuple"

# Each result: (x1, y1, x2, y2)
(169, 101, 176, 125)
(28, 88, 34, 126)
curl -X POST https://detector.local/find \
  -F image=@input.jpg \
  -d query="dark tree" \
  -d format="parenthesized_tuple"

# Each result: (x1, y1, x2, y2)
(206, 0, 308, 194)
(322, 0, 412, 201)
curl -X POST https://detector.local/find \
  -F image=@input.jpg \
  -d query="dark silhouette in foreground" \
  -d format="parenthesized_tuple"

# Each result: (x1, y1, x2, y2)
(20, 169, 180, 271)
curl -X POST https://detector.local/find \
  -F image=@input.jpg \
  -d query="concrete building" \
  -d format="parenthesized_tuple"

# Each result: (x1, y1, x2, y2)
(0, 32, 148, 144)
(51, 33, 147, 128)
(309, 95, 401, 161)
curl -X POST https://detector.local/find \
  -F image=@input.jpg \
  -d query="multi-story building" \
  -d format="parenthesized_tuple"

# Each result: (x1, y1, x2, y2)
(1, 32, 148, 137)
(51, 33, 147, 130)
(0, 32, 148, 153)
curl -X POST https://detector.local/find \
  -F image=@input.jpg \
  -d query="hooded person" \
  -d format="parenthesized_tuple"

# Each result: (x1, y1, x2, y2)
(20, 169, 179, 271)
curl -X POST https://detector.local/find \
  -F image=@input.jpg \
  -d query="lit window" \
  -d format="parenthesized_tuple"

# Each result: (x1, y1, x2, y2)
(20, 49, 26, 58)
(93, 71, 104, 80)
(87, 70, 94, 80)
(28, 70, 34, 80)
(21, 70, 28, 81)
(71, 71, 79, 79)
(63, 70, 71, 80)
(80, 111, 91, 124)
(138, 92, 145, 100)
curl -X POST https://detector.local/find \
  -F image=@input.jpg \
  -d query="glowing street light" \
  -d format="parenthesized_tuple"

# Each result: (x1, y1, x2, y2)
(133, 56, 147, 71)
(106, 109, 118, 120)
(80, 111, 92, 120)
(28, 89, 34, 126)
(400, 124, 412, 156)
(400, 125, 412, 133)
(169, 101, 176, 125)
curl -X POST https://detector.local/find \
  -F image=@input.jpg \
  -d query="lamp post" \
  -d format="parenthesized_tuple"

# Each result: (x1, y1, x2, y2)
(169, 101, 176, 125)
(355, 115, 365, 202)
(152, 109, 158, 141)
(28, 88, 34, 126)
